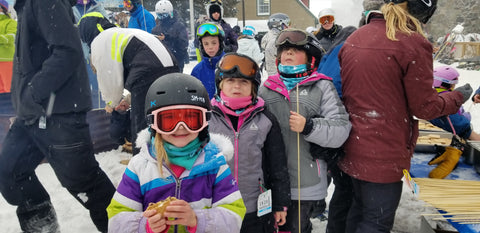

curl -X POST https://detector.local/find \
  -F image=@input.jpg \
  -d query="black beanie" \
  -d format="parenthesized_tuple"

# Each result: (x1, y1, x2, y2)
(78, 16, 116, 47)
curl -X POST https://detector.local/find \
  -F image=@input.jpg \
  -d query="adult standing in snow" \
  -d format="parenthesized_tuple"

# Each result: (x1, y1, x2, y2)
(0, 0, 16, 93)
(338, 0, 473, 232)
(78, 13, 179, 154)
(261, 13, 290, 76)
(152, 0, 189, 73)
(0, 0, 115, 232)
(313, 8, 343, 53)
(236, 26, 264, 65)
(123, 0, 156, 33)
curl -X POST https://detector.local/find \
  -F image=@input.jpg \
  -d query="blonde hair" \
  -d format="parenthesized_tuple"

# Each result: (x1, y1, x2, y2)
(153, 133, 170, 177)
(382, 2, 425, 41)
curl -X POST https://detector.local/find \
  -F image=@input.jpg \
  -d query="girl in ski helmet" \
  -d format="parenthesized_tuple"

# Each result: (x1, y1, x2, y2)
(107, 73, 246, 233)
(432, 65, 459, 89)
(259, 28, 351, 233)
(430, 65, 480, 141)
(209, 53, 291, 232)
(191, 23, 225, 99)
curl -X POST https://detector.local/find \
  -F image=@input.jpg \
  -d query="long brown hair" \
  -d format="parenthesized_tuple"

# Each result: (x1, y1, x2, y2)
(382, 2, 425, 41)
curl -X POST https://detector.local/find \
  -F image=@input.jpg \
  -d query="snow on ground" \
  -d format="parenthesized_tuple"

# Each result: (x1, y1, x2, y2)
(1, 60, 480, 232)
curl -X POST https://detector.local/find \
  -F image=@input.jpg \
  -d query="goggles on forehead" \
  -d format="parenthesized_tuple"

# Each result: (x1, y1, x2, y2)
(217, 53, 258, 79)
(123, 0, 133, 8)
(275, 29, 309, 47)
(319, 15, 334, 25)
(197, 23, 222, 37)
(149, 105, 209, 135)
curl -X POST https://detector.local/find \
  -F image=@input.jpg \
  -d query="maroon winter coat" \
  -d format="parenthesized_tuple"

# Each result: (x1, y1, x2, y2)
(338, 17, 463, 183)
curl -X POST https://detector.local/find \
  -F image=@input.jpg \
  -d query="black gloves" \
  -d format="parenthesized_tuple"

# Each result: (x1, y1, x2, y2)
(454, 83, 473, 103)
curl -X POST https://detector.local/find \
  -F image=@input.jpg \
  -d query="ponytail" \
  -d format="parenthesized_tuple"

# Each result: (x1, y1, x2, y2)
(382, 2, 425, 41)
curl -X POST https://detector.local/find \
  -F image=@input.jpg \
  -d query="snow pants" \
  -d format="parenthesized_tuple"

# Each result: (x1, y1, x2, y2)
(345, 178, 402, 233)
(240, 211, 275, 233)
(0, 113, 115, 232)
(279, 200, 319, 233)
(326, 164, 354, 233)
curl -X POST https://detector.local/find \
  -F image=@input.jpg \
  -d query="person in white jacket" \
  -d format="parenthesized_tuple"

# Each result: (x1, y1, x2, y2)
(236, 26, 264, 65)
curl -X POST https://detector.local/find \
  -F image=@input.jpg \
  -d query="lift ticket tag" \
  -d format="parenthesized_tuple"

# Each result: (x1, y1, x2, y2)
(403, 169, 420, 196)
(257, 189, 272, 217)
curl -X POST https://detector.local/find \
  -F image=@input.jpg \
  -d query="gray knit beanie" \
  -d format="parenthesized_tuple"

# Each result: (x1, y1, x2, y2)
(363, 0, 385, 11)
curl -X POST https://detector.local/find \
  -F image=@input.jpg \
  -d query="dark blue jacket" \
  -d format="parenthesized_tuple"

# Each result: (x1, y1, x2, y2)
(12, 0, 92, 125)
(191, 52, 225, 99)
(152, 10, 188, 68)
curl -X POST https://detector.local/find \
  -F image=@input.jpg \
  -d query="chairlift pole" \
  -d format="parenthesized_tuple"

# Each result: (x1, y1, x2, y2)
(189, 0, 194, 39)
(242, 0, 245, 27)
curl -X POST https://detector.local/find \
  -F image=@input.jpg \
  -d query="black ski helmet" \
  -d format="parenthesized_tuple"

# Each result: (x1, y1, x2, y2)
(145, 73, 211, 116)
(385, 0, 437, 24)
(145, 73, 211, 140)
(276, 28, 325, 71)
(214, 52, 261, 100)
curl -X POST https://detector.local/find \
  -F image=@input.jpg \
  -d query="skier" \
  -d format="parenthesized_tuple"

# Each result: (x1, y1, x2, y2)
(152, 0, 189, 73)
(107, 73, 246, 232)
(78, 13, 179, 154)
(261, 13, 290, 76)
(194, 0, 238, 61)
(191, 23, 225, 99)
(259, 28, 351, 233)
(313, 8, 343, 53)
(123, 0, 156, 33)
(236, 26, 264, 65)
(209, 53, 290, 232)
(338, 0, 473, 232)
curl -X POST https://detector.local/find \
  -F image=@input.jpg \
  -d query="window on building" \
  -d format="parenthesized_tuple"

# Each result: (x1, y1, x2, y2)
(257, 0, 270, 16)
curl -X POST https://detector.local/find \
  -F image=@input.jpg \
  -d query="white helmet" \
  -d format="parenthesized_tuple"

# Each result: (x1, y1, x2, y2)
(318, 8, 335, 19)
(155, 0, 173, 16)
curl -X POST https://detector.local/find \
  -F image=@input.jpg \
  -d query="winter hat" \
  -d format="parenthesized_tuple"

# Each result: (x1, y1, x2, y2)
(78, 12, 117, 47)
(0, 0, 8, 10)
(363, 0, 385, 11)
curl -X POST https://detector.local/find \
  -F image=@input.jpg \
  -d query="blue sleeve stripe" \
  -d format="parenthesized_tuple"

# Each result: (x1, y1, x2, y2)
(124, 168, 139, 183)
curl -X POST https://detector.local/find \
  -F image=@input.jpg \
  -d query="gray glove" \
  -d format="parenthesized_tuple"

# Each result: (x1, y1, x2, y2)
(454, 83, 473, 103)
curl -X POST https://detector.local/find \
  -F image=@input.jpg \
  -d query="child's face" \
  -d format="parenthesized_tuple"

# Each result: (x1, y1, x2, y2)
(221, 78, 252, 98)
(201, 36, 220, 57)
(280, 47, 308, 66)
(211, 12, 220, 21)
(162, 127, 199, 148)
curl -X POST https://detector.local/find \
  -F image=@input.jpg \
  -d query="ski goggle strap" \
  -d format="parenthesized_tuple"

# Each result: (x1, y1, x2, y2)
(197, 23, 223, 37)
(319, 15, 334, 25)
(275, 29, 309, 47)
(217, 53, 258, 79)
(150, 105, 209, 135)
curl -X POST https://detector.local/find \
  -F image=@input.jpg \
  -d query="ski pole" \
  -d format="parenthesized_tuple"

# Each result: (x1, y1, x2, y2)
(296, 84, 301, 233)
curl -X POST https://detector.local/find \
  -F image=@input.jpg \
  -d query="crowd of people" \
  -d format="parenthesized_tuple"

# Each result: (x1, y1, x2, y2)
(0, 0, 478, 233)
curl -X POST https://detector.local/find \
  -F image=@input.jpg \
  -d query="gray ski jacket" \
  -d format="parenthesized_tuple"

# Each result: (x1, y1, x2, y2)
(209, 98, 291, 214)
(259, 71, 351, 200)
